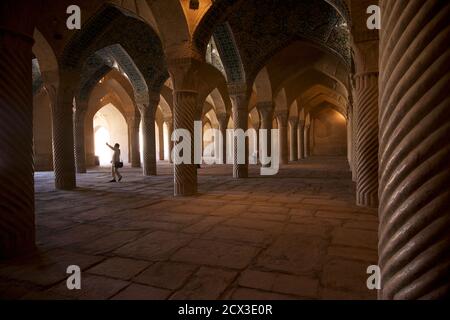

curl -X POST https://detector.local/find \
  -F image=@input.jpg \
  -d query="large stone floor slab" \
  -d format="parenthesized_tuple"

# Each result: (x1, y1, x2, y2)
(0, 157, 378, 300)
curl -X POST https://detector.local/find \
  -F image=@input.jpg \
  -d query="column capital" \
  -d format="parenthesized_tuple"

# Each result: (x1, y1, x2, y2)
(73, 107, 87, 123)
(257, 101, 274, 118)
(167, 57, 203, 93)
(275, 112, 288, 126)
(165, 43, 203, 63)
(163, 116, 173, 123)
(353, 72, 379, 91)
(352, 39, 379, 74)
(138, 92, 160, 115)
(227, 82, 248, 97)
(74, 100, 89, 113)
(217, 112, 229, 124)
(289, 117, 299, 126)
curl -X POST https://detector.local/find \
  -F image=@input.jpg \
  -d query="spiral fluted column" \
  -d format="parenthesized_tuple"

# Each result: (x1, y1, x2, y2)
(173, 91, 198, 195)
(73, 107, 87, 174)
(229, 85, 249, 179)
(140, 98, 158, 176)
(354, 72, 379, 208)
(257, 102, 273, 167)
(277, 113, 289, 165)
(52, 71, 77, 190)
(217, 113, 228, 164)
(378, 0, 450, 299)
(289, 117, 298, 162)
(129, 112, 141, 168)
(304, 125, 311, 158)
(164, 117, 174, 164)
(347, 103, 354, 178)
(157, 120, 165, 161)
(0, 6, 37, 257)
(298, 120, 305, 159)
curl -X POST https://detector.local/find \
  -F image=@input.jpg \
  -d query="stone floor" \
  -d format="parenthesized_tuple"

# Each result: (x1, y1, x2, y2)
(0, 156, 378, 300)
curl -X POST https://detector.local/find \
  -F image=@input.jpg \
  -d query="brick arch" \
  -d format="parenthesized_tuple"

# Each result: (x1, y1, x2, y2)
(253, 67, 273, 103)
(301, 88, 348, 119)
(266, 41, 350, 98)
(78, 63, 113, 104)
(61, 3, 168, 92)
(32, 59, 44, 96)
(283, 69, 348, 112)
(289, 100, 299, 118)
(308, 100, 347, 120)
(274, 88, 288, 113)
(204, 108, 220, 128)
(208, 88, 228, 116)
(32, 28, 59, 88)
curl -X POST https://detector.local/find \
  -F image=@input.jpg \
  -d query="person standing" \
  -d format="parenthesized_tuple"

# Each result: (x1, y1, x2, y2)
(106, 142, 123, 182)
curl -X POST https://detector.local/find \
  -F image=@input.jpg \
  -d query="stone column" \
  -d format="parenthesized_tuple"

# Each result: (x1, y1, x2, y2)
(168, 58, 202, 196)
(289, 117, 298, 162)
(85, 115, 96, 167)
(304, 125, 311, 158)
(378, 0, 450, 299)
(164, 117, 173, 163)
(52, 70, 78, 190)
(157, 119, 165, 161)
(298, 120, 305, 159)
(229, 84, 249, 178)
(354, 72, 379, 208)
(346, 100, 354, 177)
(217, 113, 228, 164)
(0, 0, 38, 257)
(350, 93, 357, 181)
(351, 5, 379, 208)
(276, 113, 288, 165)
(73, 106, 87, 173)
(347, 114, 352, 171)
(257, 102, 273, 167)
(140, 95, 158, 176)
(129, 111, 141, 168)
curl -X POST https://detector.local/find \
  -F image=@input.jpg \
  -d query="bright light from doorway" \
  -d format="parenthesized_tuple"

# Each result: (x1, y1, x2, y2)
(95, 126, 111, 166)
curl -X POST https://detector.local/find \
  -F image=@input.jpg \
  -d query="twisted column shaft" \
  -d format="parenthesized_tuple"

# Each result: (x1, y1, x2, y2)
(173, 91, 198, 195)
(304, 125, 311, 158)
(73, 107, 86, 173)
(52, 72, 77, 190)
(379, 0, 450, 299)
(289, 118, 298, 162)
(351, 99, 358, 181)
(129, 112, 141, 168)
(354, 72, 379, 208)
(141, 102, 157, 176)
(165, 118, 174, 164)
(277, 113, 288, 164)
(0, 22, 36, 258)
(298, 121, 305, 159)
(217, 114, 228, 164)
(230, 90, 249, 178)
(157, 120, 165, 161)
(257, 102, 273, 167)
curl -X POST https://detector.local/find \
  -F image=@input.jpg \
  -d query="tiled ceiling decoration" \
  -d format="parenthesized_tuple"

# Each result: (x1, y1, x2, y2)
(213, 0, 351, 84)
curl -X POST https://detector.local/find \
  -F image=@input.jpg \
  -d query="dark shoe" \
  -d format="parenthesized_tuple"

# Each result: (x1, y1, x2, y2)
(118, 176, 122, 182)
(109, 179, 116, 183)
